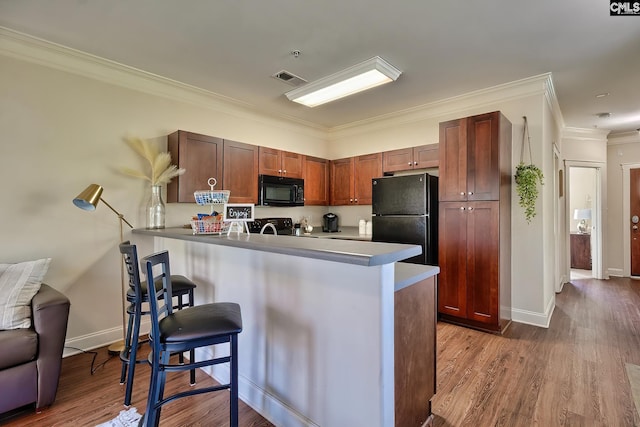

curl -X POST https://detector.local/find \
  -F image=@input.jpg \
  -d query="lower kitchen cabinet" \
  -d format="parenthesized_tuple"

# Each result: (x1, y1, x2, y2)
(438, 200, 511, 333)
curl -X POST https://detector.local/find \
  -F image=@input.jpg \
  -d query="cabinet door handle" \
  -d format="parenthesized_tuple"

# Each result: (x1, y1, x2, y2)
(460, 207, 466, 210)
(468, 191, 474, 195)
(354, 198, 358, 203)
(414, 161, 418, 165)
(460, 192, 466, 196)
(468, 206, 474, 211)
(278, 169, 282, 174)
(350, 198, 353, 203)
(283, 169, 287, 174)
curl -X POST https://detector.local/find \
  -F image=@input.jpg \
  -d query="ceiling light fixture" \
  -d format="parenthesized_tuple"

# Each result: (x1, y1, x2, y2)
(285, 56, 402, 107)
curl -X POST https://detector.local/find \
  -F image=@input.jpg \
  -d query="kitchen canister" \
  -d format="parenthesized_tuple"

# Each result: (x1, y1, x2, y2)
(365, 220, 372, 235)
(359, 219, 367, 235)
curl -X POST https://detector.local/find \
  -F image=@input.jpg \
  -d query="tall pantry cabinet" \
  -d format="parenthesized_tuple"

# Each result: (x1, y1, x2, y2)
(438, 111, 512, 333)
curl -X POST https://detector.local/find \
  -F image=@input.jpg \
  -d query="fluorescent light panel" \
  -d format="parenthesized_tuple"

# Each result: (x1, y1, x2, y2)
(285, 56, 401, 107)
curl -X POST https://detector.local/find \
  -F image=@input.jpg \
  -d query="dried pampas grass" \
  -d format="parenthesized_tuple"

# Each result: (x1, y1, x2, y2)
(121, 137, 185, 185)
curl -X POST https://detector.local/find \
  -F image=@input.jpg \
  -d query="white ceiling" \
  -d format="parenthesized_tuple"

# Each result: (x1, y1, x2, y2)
(1, 0, 639, 134)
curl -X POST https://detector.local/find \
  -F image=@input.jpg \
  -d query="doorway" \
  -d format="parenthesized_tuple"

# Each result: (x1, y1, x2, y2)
(565, 162, 604, 280)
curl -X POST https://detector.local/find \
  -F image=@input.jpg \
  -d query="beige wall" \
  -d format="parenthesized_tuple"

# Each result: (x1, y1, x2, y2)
(2, 31, 603, 348)
(0, 53, 327, 348)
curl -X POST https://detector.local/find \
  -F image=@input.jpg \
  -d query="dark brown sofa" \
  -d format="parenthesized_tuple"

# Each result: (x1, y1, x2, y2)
(0, 284, 70, 414)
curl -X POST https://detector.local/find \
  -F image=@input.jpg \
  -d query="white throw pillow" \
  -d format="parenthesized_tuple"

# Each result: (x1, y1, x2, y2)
(0, 258, 51, 330)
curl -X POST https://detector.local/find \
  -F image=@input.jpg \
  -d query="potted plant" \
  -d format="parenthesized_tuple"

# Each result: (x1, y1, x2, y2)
(515, 117, 544, 224)
(515, 162, 544, 223)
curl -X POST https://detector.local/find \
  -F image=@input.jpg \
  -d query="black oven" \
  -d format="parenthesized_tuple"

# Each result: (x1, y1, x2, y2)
(258, 175, 304, 207)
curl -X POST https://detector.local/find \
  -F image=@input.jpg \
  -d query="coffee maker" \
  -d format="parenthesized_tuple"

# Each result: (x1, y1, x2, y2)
(322, 213, 339, 232)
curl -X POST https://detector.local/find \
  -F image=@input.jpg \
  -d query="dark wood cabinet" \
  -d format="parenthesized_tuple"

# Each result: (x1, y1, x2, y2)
(223, 140, 259, 204)
(382, 144, 439, 173)
(438, 111, 511, 333)
(570, 233, 592, 270)
(258, 147, 303, 179)
(330, 153, 382, 205)
(303, 156, 329, 205)
(166, 131, 223, 203)
(395, 274, 437, 427)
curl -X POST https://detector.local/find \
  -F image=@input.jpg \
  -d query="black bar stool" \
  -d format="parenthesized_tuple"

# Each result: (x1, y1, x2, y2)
(140, 250, 242, 427)
(118, 242, 197, 408)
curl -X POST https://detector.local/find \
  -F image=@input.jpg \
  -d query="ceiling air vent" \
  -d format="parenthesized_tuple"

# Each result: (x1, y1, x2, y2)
(272, 70, 307, 87)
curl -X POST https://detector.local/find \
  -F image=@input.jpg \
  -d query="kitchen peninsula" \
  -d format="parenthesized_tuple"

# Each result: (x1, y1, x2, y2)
(132, 227, 438, 427)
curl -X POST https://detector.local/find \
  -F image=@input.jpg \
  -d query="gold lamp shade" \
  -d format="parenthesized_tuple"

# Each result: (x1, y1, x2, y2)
(73, 184, 104, 211)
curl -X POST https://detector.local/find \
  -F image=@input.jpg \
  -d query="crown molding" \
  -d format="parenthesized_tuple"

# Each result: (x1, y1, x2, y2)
(561, 127, 611, 142)
(607, 130, 640, 146)
(0, 26, 571, 142)
(328, 73, 560, 140)
(0, 26, 327, 140)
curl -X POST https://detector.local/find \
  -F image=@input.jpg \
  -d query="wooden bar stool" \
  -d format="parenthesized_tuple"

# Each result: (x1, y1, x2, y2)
(118, 242, 197, 408)
(140, 250, 242, 427)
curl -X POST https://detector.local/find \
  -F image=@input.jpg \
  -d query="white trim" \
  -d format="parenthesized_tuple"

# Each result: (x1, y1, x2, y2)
(62, 319, 152, 357)
(511, 295, 555, 328)
(0, 26, 327, 140)
(0, 26, 568, 143)
(608, 268, 624, 277)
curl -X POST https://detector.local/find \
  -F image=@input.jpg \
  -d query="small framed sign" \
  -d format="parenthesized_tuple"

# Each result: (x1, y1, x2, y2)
(223, 204, 255, 222)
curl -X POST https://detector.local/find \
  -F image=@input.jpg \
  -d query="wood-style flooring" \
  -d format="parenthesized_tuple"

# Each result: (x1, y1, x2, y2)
(1, 276, 639, 426)
(0, 350, 274, 426)
(432, 276, 640, 426)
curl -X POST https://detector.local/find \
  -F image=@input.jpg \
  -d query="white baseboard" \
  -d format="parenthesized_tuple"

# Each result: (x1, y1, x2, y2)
(195, 347, 319, 427)
(608, 268, 624, 277)
(63, 320, 151, 357)
(511, 296, 555, 328)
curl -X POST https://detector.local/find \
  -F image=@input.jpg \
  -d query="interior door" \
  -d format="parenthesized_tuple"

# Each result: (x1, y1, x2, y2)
(630, 168, 640, 276)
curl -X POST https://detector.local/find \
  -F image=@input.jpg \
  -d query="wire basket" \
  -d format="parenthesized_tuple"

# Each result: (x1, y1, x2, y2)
(193, 177, 230, 205)
(194, 190, 230, 205)
(190, 218, 230, 235)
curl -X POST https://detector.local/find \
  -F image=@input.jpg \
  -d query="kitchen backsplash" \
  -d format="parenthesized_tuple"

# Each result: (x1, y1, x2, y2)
(165, 203, 372, 228)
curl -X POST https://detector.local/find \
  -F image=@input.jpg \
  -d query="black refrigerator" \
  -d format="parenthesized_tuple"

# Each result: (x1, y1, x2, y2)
(371, 173, 438, 265)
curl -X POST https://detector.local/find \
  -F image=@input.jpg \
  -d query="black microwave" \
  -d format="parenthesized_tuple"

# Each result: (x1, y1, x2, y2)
(258, 175, 304, 207)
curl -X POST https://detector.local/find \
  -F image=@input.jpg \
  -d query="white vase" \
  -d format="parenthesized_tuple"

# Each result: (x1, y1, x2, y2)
(146, 185, 166, 229)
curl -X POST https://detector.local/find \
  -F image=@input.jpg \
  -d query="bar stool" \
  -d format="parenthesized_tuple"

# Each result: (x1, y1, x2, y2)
(118, 242, 197, 408)
(140, 250, 242, 427)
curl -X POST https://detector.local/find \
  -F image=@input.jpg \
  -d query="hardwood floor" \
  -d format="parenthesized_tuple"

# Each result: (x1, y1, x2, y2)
(0, 351, 274, 426)
(432, 276, 640, 426)
(2, 277, 639, 426)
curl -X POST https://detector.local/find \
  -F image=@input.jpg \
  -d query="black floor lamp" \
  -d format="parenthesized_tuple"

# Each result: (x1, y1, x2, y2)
(73, 183, 133, 354)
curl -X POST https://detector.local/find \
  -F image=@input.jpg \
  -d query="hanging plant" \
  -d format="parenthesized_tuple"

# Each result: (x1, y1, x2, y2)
(515, 117, 544, 224)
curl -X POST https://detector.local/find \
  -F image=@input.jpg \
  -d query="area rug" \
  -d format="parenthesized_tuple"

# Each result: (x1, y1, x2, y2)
(626, 363, 640, 416)
(96, 407, 141, 427)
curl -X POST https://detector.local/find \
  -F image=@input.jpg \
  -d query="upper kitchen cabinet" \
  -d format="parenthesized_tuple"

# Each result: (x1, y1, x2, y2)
(382, 144, 439, 174)
(166, 130, 223, 203)
(223, 139, 259, 204)
(439, 112, 510, 202)
(258, 147, 303, 179)
(303, 156, 329, 206)
(330, 153, 382, 205)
